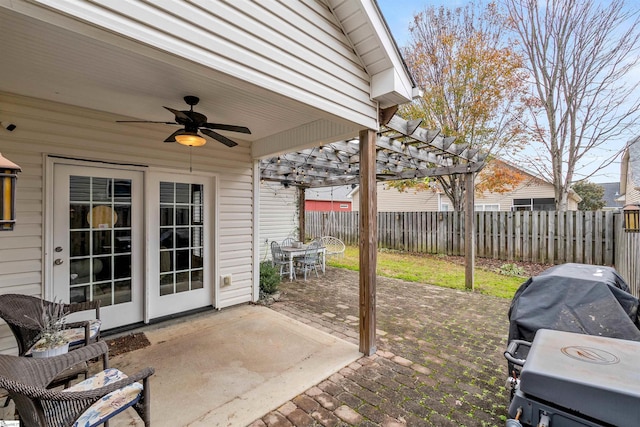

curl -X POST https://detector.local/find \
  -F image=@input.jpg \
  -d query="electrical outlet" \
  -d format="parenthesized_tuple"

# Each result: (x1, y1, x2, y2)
(222, 274, 232, 287)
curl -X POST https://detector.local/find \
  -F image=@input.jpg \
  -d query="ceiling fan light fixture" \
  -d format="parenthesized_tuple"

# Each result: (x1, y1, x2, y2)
(175, 132, 206, 147)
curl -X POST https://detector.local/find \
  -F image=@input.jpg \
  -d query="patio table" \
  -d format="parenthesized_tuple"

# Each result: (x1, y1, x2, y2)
(280, 245, 326, 281)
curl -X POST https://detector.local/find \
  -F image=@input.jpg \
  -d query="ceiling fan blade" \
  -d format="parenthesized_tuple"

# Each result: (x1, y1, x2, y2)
(116, 120, 178, 124)
(164, 129, 185, 143)
(203, 123, 251, 134)
(163, 106, 192, 122)
(201, 128, 238, 147)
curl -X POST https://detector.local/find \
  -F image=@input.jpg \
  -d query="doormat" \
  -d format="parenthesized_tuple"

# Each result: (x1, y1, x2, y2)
(105, 332, 151, 357)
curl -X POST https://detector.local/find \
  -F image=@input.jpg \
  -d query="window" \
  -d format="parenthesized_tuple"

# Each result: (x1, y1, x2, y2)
(440, 203, 450, 211)
(475, 204, 500, 211)
(159, 182, 204, 296)
(512, 198, 555, 211)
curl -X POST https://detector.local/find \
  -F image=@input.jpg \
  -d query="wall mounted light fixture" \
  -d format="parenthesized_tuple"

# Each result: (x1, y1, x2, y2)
(623, 203, 640, 232)
(0, 153, 21, 231)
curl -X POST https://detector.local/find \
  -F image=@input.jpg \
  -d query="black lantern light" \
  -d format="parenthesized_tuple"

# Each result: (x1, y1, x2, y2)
(0, 153, 21, 231)
(623, 203, 640, 232)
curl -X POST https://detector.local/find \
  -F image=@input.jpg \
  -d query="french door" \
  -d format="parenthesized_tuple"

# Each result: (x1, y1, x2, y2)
(147, 173, 213, 319)
(53, 164, 143, 330)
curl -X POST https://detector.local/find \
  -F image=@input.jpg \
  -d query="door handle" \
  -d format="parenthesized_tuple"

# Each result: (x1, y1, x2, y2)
(54, 259, 63, 265)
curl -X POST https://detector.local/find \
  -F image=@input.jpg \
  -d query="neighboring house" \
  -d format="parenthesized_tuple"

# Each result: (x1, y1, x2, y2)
(599, 182, 625, 211)
(0, 0, 414, 351)
(351, 161, 581, 211)
(305, 186, 353, 212)
(620, 136, 640, 205)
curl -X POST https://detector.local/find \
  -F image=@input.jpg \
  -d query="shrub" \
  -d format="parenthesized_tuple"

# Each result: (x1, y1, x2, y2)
(259, 261, 281, 294)
(498, 263, 526, 277)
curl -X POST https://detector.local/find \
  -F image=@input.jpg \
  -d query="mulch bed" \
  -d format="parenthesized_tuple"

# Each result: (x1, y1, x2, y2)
(409, 252, 553, 277)
(105, 332, 151, 357)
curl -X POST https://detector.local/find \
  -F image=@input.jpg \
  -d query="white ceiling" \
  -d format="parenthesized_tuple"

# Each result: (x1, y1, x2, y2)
(0, 6, 338, 145)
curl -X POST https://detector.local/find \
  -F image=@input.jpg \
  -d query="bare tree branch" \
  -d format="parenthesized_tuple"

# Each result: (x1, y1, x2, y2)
(504, 0, 640, 210)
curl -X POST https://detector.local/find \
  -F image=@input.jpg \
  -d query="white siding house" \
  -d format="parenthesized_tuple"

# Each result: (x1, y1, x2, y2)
(0, 0, 415, 352)
(620, 136, 640, 204)
(351, 162, 580, 212)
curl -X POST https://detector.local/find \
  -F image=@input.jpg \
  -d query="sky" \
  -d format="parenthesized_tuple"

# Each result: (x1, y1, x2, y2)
(375, 0, 636, 184)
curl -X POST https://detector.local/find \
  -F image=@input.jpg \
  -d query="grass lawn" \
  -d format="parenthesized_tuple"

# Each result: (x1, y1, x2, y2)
(327, 246, 525, 299)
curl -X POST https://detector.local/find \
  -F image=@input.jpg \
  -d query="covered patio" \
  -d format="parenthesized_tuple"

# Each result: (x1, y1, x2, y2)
(33, 265, 511, 426)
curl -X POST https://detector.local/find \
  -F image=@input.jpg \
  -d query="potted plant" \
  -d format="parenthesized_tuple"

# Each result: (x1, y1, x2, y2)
(29, 298, 70, 358)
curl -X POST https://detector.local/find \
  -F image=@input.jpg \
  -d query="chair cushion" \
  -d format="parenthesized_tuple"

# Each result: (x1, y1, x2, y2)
(65, 368, 143, 427)
(63, 319, 102, 346)
(27, 320, 101, 355)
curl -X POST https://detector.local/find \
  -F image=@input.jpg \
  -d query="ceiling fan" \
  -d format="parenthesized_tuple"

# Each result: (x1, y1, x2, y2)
(117, 95, 251, 147)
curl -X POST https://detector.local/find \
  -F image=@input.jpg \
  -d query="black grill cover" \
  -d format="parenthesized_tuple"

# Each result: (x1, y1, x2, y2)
(508, 263, 640, 346)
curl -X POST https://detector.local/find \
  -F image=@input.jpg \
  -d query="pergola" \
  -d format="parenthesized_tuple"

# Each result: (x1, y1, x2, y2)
(259, 112, 487, 355)
(260, 113, 486, 188)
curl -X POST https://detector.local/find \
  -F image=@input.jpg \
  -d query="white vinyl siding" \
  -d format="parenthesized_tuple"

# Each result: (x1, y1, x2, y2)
(259, 183, 298, 262)
(627, 164, 640, 204)
(352, 182, 440, 212)
(29, 0, 376, 129)
(0, 93, 256, 351)
(351, 175, 580, 212)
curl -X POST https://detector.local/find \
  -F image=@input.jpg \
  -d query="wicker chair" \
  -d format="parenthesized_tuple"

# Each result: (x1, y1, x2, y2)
(0, 341, 154, 427)
(319, 236, 345, 258)
(0, 294, 101, 357)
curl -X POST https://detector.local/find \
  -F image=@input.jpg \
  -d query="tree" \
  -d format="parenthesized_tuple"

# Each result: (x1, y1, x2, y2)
(504, 0, 640, 211)
(573, 181, 606, 211)
(394, 2, 529, 211)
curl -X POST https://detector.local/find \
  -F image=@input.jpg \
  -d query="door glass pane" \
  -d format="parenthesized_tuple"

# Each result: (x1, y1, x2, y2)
(158, 181, 205, 296)
(68, 175, 133, 306)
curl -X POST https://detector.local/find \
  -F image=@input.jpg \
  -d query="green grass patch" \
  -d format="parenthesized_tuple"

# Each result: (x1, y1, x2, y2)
(327, 246, 523, 299)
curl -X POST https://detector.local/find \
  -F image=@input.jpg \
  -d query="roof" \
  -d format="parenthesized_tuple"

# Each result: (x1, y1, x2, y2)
(599, 182, 624, 209)
(0, 0, 414, 155)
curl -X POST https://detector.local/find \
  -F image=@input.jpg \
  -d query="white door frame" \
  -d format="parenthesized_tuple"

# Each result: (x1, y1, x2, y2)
(46, 157, 146, 329)
(45, 157, 220, 328)
(145, 172, 216, 319)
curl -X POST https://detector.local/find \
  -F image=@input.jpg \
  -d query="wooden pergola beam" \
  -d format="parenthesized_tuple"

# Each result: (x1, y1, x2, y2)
(465, 172, 475, 290)
(359, 128, 377, 356)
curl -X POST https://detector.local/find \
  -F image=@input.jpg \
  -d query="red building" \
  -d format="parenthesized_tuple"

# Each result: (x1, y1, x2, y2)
(305, 186, 353, 212)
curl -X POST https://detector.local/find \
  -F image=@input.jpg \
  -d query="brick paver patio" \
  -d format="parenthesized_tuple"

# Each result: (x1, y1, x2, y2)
(250, 267, 513, 427)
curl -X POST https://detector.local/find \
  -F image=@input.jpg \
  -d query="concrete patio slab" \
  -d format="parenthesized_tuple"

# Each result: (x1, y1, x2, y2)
(107, 304, 361, 427)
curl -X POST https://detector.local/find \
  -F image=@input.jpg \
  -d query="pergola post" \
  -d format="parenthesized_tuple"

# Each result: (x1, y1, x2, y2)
(298, 186, 306, 242)
(464, 172, 475, 290)
(359, 128, 377, 355)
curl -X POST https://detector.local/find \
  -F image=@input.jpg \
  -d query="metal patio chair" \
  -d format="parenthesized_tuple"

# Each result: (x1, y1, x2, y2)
(281, 237, 295, 247)
(0, 341, 154, 427)
(271, 241, 295, 280)
(295, 240, 321, 280)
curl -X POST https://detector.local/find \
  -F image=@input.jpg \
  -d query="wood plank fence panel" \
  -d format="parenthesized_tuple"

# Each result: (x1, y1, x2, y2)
(575, 212, 583, 264)
(595, 213, 603, 264)
(531, 212, 539, 263)
(306, 210, 620, 266)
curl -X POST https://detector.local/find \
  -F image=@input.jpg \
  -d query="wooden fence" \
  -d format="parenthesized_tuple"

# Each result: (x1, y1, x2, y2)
(306, 210, 620, 266)
(616, 227, 640, 297)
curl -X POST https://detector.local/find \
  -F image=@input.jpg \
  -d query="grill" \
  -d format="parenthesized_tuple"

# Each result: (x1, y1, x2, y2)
(506, 329, 640, 427)
(504, 263, 640, 426)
